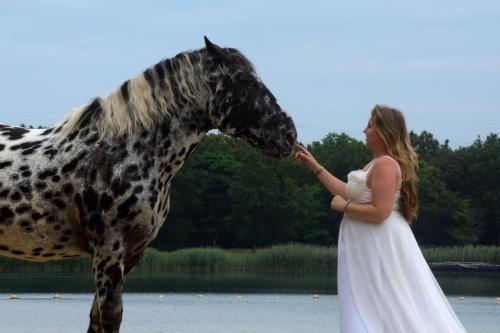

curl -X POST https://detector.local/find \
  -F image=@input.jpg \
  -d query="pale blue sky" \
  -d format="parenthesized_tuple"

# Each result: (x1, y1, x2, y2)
(1, 0, 499, 147)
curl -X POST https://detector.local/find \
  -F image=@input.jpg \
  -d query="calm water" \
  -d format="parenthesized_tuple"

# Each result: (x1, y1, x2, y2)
(0, 272, 498, 332)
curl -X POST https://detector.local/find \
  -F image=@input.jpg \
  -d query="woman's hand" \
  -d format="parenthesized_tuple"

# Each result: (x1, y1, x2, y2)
(294, 144, 348, 198)
(331, 195, 347, 212)
(294, 143, 322, 173)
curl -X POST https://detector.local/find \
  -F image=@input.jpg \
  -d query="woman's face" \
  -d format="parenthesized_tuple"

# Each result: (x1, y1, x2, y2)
(363, 118, 383, 150)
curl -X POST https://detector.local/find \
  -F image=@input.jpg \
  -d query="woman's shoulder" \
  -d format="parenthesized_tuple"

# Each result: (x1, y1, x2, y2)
(367, 156, 402, 190)
(366, 156, 402, 182)
(372, 155, 400, 172)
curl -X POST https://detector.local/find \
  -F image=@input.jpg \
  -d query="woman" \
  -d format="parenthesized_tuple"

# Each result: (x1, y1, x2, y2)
(295, 105, 467, 333)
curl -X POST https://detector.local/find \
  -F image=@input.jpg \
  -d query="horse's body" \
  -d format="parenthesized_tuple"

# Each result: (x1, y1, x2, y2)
(0, 37, 296, 333)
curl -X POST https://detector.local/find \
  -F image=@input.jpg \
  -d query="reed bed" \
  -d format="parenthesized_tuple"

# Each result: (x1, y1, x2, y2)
(138, 244, 337, 273)
(421, 245, 500, 265)
(0, 244, 499, 273)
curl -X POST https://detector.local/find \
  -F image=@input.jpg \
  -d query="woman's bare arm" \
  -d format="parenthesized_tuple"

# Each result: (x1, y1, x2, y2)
(294, 144, 347, 197)
(316, 168, 348, 198)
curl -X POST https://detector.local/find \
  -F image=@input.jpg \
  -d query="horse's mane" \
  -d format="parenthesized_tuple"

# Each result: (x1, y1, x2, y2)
(63, 50, 210, 138)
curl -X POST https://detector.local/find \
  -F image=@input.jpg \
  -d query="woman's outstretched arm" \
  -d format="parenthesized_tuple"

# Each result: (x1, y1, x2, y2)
(294, 143, 347, 198)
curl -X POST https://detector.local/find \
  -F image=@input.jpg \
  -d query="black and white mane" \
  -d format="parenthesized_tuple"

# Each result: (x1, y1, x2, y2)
(65, 51, 209, 138)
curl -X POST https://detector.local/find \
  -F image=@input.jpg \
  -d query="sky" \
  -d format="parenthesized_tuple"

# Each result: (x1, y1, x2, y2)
(0, 0, 499, 148)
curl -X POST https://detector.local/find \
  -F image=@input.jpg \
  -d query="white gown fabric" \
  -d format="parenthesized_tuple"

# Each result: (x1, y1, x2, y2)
(338, 158, 467, 333)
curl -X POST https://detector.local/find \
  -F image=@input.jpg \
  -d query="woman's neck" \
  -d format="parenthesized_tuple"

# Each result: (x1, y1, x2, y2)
(372, 147, 389, 159)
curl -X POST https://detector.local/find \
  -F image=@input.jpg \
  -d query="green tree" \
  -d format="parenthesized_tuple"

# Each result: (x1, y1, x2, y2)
(413, 160, 477, 245)
(453, 134, 500, 244)
(151, 130, 500, 250)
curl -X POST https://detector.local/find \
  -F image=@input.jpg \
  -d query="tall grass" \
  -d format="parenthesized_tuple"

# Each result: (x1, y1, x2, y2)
(0, 244, 499, 273)
(421, 245, 500, 264)
(139, 244, 337, 273)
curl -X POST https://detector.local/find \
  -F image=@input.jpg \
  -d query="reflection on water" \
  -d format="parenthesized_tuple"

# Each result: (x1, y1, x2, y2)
(0, 271, 499, 296)
(435, 273, 500, 296)
(0, 272, 334, 294)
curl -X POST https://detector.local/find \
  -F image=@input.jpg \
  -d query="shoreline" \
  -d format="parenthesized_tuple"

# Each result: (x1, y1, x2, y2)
(1, 244, 500, 274)
(429, 262, 500, 273)
(1, 263, 500, 274)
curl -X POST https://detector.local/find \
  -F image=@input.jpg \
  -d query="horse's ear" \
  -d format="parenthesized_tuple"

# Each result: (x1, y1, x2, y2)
(204, 36, 230, 64)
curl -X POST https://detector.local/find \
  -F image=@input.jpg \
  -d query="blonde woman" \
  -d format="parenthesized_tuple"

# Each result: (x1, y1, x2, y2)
(295, 105, 467, 333)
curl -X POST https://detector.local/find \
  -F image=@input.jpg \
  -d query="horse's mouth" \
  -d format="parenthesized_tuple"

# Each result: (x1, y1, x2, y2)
(234, 129, 294, 158)
(264, 146, 293, 159)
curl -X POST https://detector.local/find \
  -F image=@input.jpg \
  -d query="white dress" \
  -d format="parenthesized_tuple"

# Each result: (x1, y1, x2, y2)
(338, 158, 467, 333)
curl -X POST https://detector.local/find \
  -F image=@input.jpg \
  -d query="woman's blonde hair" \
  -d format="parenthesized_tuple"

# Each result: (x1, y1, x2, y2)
(371, 105, 418, 222)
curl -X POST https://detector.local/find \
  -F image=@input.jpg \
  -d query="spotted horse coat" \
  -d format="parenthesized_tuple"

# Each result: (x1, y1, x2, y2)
(0, 37, 296, 333)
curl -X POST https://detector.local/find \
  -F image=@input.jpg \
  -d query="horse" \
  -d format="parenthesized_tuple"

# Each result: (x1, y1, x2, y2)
(0, 37, 297, 333)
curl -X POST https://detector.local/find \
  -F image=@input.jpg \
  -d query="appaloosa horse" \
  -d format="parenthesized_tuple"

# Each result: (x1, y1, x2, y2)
(0, 37, 296, 332)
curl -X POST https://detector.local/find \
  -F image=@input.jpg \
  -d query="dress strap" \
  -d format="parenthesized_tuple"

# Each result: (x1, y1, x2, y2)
(364, 156, 401, 175)
(379, 155, 402, 175)
(363, 160, 376, 172)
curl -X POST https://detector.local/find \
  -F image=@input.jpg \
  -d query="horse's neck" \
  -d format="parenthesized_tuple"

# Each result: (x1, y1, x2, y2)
(151, 115, 208, 173)
(51, 50, 214, 200)
(137, 116, 206, 218)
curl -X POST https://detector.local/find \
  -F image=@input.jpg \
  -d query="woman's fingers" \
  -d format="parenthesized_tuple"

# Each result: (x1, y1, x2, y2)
(294, 144, 311, 158)
(295, 151, 305, 161)
(295, 148, 313, 162)
(294, 143, 306, 152)
(294, 144, 316, 169)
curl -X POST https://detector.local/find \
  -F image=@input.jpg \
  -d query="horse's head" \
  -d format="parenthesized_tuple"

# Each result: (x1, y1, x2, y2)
(204, 37, 297, 158)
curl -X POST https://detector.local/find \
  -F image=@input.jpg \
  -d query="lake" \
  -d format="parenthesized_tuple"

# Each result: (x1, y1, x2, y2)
(0, 272, 498, 332)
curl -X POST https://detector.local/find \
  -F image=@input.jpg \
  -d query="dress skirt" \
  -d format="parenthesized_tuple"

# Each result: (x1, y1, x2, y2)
(338, 228, 368, 333)
(338, 213, 468, 333)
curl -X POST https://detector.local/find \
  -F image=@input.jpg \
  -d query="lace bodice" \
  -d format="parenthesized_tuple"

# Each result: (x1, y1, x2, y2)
(345, 169, 373, 204)
(345, 168, 400, 209)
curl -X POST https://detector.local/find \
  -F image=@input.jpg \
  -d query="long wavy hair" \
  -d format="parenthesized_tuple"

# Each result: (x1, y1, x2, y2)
(371, 105, 418, 222)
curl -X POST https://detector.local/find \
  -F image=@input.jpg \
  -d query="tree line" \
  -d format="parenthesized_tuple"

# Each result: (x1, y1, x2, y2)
(149, 131, 500, 250)
(18, 124, 499, 250)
